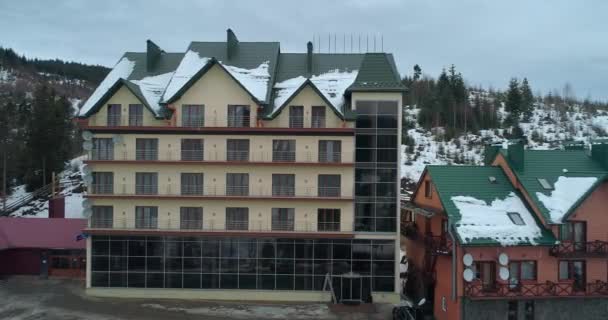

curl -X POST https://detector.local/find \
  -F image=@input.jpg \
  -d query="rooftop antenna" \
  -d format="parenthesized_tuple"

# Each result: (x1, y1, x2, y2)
(343, 33, 346, 53)
(358, 35, 361, 53)
(374, 34, 376, 52)
(328, 34, 331, 53)
(350, 34, 353, 53)
(381, 34, 384, 52)
(334, 34, 336, 53)
(366, 34, 369, 52)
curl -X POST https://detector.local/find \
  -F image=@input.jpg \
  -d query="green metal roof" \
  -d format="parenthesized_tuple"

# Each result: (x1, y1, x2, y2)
(499, 149, 608, 224)
(346, 53, 406, 92)
(424, 165, 555, 246)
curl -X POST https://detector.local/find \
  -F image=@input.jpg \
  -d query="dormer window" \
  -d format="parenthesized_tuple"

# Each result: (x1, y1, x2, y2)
(507, 212, 525, 225)
(537, 178, 552, 190)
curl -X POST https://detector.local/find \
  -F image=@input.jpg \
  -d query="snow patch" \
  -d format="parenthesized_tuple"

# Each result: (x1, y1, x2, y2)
(221, 61, 270, 101)
(79, 57, 135, 116)
(451, 193, 543, 246)
(131, 72, 174, 114)
(536, 176, 598, 223)
(162, 50, 210, 102)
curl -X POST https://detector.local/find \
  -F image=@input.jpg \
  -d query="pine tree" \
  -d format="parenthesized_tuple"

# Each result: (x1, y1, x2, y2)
(520, 78, 534, 122)
(506, 78, 521, 124)
(413, 64, 422, 81)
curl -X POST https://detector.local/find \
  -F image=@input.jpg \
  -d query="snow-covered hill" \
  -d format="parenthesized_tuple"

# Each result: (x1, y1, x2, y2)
(401, 104, 608, 187)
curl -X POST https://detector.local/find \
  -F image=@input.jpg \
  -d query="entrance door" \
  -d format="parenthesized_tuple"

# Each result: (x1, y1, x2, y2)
(332, 275, 372, 304)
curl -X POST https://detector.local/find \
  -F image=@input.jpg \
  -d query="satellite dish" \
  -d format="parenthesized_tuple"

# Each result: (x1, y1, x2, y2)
(499, 267, 510, 281)
(499, 253, 509, 266)
(83, 175, 93, 185)
(82, 207, 93, 218)
(81, 131, 93, 141)
(81, 165, 92, 175)
(82, 199, 92, 209)
(463, 253, 474, 267)
(82, 141, 93, 151)
(463, 268, 474, 282)
(112, 135, 123, 145)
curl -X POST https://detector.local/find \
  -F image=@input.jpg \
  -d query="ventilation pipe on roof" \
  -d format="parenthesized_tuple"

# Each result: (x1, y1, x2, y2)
(146, 40, 163, 71)
(227, 28, 239, 60)
(307, 41, 313, 75)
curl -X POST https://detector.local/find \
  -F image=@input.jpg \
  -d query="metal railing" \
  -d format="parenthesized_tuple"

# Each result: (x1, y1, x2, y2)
(135, 150, 158, 161)
(89, 184, 113, 194)
(87, 218, 350, 233)
(227, 116, 251, 128)
(181, 118, 205, 128)
(90, 149, 114, 161)
(226, 150, 249, 161)
(550, 241, 608, 258)
(425, 235, 452, 255)
(107, 115, 121, 126)
(272, 151, 296, 162)
(88, 184, 350, 199)
(464, 281, 608, 299)
(318, 187, 341, 197)
(289, 116, 304, 128)
(318, 152, 342, 163)
(181, 149, 204, 161)
(311, 116, 326, 128)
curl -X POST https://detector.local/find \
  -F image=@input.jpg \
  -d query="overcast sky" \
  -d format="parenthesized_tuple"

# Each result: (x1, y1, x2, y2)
(1, 0, 606, 100)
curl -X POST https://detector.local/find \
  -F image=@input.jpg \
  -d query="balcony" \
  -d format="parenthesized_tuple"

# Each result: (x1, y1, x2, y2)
(424, 235, 452, 255)
(85, 149, 354, 165)
(89, 184, 113, 194)
(107, 115, 121, 127)
(550, 241, 608, 258)
(464, 281, 608, 299)
(86, 218, 351, 234)
(86, 184, 352, 200)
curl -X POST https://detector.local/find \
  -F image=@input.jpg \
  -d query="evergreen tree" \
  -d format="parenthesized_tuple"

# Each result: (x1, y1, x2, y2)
(506, 78, 521, 124)
(520, 78, 534, 122)
(413, 64, 422, 81)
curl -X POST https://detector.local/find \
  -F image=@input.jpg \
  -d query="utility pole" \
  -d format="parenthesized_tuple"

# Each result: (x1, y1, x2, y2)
(2, 151, 6, 212)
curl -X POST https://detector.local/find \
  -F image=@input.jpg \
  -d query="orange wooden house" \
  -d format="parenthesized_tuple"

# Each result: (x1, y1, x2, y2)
(402, 142, 608, 320)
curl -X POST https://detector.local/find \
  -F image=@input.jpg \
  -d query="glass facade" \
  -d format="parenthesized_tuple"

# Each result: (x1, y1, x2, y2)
(354, 100, 399, 232)
(91, 236, 394, 292)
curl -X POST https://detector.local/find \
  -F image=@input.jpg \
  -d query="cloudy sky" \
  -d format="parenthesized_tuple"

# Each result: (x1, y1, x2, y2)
(1, 0, 606, 100)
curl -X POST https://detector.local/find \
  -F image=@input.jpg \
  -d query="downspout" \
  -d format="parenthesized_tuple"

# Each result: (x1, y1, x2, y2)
(448, 222, 457, 301)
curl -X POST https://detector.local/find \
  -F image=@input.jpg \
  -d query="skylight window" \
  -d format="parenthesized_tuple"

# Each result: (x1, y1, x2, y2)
(537, 178, 552, 190)
(507, 212, 526, 226)
(488, 176, 497, 184)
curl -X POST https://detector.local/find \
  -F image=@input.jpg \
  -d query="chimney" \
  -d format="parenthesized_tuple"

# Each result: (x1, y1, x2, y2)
(483, 143, 501, 165)
(227, 28, 239, 60)
(508, 140, 525, 171)
(591, 142, 608, 170)
(146, 40, 163, 71)
(307, 41, 313, 74)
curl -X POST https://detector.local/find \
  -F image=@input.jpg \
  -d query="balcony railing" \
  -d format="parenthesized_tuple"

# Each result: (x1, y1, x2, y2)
(107, 115, 121, 127)
(289, 116, 304, 128)
(87, 184, 350, 199)
(464, 281, 608, 299)
(550, 241, 608, 258)
(89, 184, 114, 194)
(227, 116, 251, 128)
(425, 235, 452, 255)
(86, 150, 353, 164)
(311, 116, 326, 128)
(88, 218, 350, 233)
(181, 119, 205, 128)
(318, 187, 341, 197)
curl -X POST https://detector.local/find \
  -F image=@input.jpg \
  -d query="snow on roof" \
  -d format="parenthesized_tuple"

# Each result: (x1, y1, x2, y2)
(221, 61, 270, 102)
(162, 50, 210, 102)
(79, 57, 135, 116)
(271, 69, 358, 115)
(131, 72, 174, 114)
(451, 193, 543, 246)
(536, 176, 598, 223)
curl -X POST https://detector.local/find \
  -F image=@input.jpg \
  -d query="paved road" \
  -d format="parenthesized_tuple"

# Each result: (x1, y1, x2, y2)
(0, 276, 393, 320)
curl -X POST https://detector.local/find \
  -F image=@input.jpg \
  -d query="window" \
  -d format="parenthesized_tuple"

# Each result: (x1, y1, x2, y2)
(559, 260, 586, 291)
(509, 261, 537, 289)
(271, 208, 295, 231)
(135, 206, 158, 229)
(272, 174, 295, 196)
(180, 207, 203, 229)
(228, 105, 250, 127)
(91, 138, 114, 160)
(181, 173, 204, 195)
(91, 206, 113, 228)
(559, 222, 586, 252)
(227, 139, 249, 161)
(318, 174, 340, 197)
(128, 104, 143, 126)
(401, 209, 413, 223)
(289, 105, 303, 128)
(318, 209, 340, 231)
(91, 172, 113, 194)
(318, 140, 341, 163)
(135, 172, 158, 195)
(226, 207, 248, 230)
(107, 104, 121, 126)
(507, 301, 518, 320)
(507, 212, 526, 225)
(537, 178, 552, 190)
(226, 173, 249, 196)
(424, 181, 432, 198)
(135, 138, 158, 160)
(182, 104, 204, 127)
(272, 140, 295, 162)
(311, 106, 325, 128)
(474, 261, 496, 291)
(181, 139, 204, 161)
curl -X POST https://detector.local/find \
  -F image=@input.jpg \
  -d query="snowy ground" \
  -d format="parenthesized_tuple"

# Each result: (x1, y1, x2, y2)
(0, 277, 393, 320)
(401, 104, 608, 184)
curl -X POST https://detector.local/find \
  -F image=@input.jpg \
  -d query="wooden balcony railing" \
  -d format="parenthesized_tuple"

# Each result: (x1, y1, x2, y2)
(464, 281, 608, 299)
(550, 241, 608, 258)
(424, 235, 452, 255)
